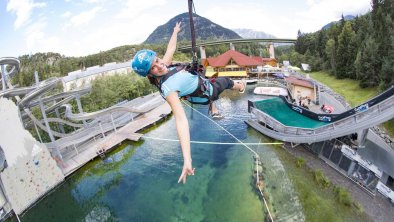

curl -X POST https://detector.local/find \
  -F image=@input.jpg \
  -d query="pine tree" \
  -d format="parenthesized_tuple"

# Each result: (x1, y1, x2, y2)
(325, 39, 336, 74)
(380, 36, 394, 89)
(359, 36, 380, 87)
(336, 22, 357, 78)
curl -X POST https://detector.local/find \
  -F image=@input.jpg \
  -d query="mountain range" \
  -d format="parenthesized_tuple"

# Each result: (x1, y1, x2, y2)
(232, 28, 276, 39)
(144, 12, 241, 44)
(322, 15, 356, 30)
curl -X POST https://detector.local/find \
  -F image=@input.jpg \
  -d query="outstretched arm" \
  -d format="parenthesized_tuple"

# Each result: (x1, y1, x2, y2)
(162, 22, 181, 66)
(166, 92, 195, 184)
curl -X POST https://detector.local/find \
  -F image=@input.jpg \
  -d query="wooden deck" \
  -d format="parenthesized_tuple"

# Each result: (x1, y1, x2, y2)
(62, 101, 171, 176)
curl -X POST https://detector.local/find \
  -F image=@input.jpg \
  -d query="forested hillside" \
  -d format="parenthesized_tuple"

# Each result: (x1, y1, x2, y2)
(288, 0, 393, 89)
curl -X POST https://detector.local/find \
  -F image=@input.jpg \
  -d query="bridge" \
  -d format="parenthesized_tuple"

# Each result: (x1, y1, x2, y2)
(178, 38, 296, 59)
(177, 38, 297, 50)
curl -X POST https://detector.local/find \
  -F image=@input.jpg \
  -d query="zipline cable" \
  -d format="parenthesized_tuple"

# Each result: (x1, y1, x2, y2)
(181, 100, 274, 221)
(142, 135, 283, 145)
(182, 100, 259, 155)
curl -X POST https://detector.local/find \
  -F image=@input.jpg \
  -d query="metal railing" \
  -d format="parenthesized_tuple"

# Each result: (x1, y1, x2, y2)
(249, 95, 394, 143)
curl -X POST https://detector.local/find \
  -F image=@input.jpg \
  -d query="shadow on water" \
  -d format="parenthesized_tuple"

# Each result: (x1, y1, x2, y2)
(19, 83, 304, 222)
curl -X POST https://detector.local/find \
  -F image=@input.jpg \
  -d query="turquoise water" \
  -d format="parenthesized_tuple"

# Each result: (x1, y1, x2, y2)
(20, 84, 304, 222)
(254, 97, 328, 128)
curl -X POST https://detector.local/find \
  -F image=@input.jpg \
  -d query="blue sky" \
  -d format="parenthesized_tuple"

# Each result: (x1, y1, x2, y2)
(1, 0, 371, 57)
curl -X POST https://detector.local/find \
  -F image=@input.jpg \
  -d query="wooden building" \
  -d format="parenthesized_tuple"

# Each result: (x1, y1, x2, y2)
(285, 76, 318, 104)
(203, 50, 263, 78)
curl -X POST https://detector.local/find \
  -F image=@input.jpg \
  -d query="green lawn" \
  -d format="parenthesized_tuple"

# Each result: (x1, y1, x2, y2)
(308, 71, 378, 107)
(308, 71, 394, 137)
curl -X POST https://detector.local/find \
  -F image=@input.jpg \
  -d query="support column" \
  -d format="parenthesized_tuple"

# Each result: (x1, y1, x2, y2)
(357, 129, 369, 148)
(230, 42, 235, 51)
(55, 108, 65, 133)
(199, 46, 206, 60)
(269, 43, 275, 59)
(1, 65, 7, 90)
(39, 98, 55, 142)
(75, 95, 87, 126)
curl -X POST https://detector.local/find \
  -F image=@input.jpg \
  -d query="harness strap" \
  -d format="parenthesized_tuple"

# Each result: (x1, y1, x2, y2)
(154, 65, 212, 104)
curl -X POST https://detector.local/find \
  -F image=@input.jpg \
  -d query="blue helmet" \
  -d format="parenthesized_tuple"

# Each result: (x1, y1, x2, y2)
(131, 49, 156, 77)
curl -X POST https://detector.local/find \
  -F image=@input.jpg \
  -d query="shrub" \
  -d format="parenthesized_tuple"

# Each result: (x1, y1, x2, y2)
(354, 202, 364, 215)
(334, 186, 353, 207)
(296, 157, 306, 168)
(313, 169, 330, 188)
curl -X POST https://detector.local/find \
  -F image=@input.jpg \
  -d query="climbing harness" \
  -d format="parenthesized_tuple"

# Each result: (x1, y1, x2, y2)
(150, 63, 213, 105)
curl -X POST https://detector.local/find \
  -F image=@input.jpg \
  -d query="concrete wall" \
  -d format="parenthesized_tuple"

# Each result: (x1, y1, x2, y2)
(0, 98, 64, 214)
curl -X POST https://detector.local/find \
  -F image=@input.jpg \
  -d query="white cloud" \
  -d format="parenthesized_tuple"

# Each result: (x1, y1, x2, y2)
(291, 0, 371, 34)
(299, 0, 370, 20)
(6, 0, 47, 29)
(62, 11, 72, 18)
(68, 6, 102, 27)
(22, 18, 61, 54)
(200, 0, 371, 38)
(24, 18, 46, 52)
(201, 2, 266, 30)
(116, 0, 167, 19)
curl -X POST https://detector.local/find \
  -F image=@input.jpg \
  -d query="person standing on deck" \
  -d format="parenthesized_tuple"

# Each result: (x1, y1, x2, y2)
(131, 22, 246, 184)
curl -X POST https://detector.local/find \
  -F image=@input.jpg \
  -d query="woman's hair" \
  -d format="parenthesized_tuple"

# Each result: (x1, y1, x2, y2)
(147, 75, 157, 86)
(147, 74, 161, 93)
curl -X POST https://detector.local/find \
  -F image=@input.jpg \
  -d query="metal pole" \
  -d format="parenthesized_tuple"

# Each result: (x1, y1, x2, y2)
(33, 123, 43, 143)
(73, 144, 79, 155)
(39, 97, 55, 142)
(55, 108, 65, 133)
(1, 65, 6, 90)
(99, 121, 105, 138)
(110, 114, 117, 131)
(188, 0, 198, 67)
(75, 95, 87, 126)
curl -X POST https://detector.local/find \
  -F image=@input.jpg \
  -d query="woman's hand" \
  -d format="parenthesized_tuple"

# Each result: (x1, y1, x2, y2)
(178, 159, 195, 184)
(174, 22, 181, 34)
(163, 22, 182, 65)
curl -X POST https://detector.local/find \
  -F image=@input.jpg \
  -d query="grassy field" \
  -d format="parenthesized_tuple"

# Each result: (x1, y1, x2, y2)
(307, 72, 378, 107)
(272, 145, 372, 222)
(308, 71, 394, 137)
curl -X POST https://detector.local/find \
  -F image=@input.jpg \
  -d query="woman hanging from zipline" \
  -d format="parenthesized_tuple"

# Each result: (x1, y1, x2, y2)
(131, 22, 246, 184)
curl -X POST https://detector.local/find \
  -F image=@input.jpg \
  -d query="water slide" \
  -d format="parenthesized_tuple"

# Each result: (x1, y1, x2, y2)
(0, 57, 20, 83)
(0, 58, 165, 154)
(246, 86, 394, 143)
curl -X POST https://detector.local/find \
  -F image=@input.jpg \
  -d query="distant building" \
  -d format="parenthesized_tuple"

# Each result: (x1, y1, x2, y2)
(251, 57, 277, 67)
(203, 50, 269, 78)
(285, 76, 319, 104)
(62, 61, 132, 91)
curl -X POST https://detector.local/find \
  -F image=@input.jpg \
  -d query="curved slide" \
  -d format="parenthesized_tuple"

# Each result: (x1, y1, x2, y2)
(246, 87, 394, 143)
(0, 57, 20, 81)
(62, 94, 164, 121)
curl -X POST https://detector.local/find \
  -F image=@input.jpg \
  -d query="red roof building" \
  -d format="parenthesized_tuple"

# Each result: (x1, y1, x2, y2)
(206, 50, 262, 67)
(251, 57, 277, 67)
(204, 50, 267, 77)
